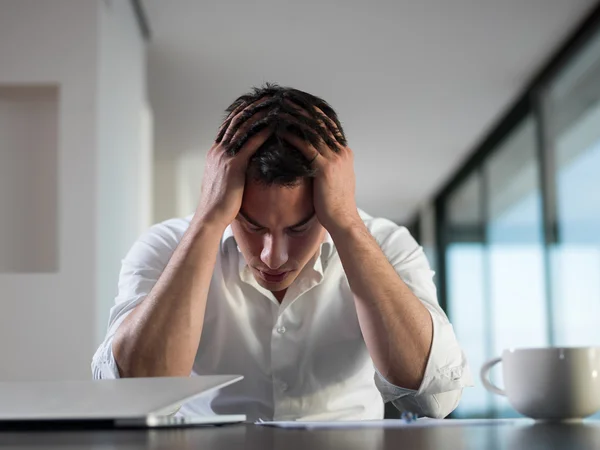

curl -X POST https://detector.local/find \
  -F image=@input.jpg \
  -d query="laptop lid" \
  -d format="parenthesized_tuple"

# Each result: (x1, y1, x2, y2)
(0, 375, 243, 420)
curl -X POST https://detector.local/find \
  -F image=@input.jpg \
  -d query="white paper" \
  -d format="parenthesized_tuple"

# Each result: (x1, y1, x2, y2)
(254, 418, 530, 429)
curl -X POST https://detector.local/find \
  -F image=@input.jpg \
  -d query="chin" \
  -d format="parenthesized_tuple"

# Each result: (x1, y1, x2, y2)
(252, 269, 297, 291)
(256, 277, 294, 291)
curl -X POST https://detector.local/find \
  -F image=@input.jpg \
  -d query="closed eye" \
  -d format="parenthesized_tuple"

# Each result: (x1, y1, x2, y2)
(287, 227, 309, 235)
(248, 225, 266, 233)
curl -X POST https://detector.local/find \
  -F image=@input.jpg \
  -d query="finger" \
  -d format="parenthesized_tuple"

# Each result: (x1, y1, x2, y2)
(314, 106, 345, 148)
(283, 100, 329, 145)
(216, 102, 248, 142)
(222, 97, 277, 146)
(275, 105, 336, 156)
(236, 124, 275, 163)
(226, 114, 276, 156)
(224, 102, 247, 126)
(283, 99, 312, 119)
(228, 109, 271, 146)
(221, 103, 258, 144)
(282, 133, 323, 167)
(218, 99, 259, 143)
(283, 100, 340, 152)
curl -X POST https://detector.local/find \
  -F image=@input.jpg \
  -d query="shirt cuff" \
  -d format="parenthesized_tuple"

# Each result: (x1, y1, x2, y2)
(91, 338, 122, 380)
(374, 307, 473, 402)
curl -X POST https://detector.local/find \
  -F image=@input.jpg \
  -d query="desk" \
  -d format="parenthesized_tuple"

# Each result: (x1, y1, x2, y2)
(0, 421, 599, 449)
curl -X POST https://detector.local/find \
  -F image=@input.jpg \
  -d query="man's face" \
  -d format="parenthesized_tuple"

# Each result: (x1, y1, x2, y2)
(231, 178, 326, 297)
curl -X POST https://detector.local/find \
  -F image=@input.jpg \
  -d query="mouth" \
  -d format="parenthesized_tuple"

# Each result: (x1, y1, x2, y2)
(256, 269, 290, 284)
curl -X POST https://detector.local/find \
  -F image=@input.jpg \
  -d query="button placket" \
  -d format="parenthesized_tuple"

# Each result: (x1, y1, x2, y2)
(271, 311, 293, 418)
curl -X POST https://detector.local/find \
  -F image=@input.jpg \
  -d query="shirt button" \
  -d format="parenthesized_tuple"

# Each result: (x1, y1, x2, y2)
(277, 326, 286, 334)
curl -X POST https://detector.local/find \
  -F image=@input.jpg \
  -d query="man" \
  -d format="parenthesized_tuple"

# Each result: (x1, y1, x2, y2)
(92, 84, 472, 421)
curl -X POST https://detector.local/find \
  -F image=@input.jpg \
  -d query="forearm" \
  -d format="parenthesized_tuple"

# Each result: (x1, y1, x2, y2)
(330, 221, 433, 390)
(112, 217, 224, 378)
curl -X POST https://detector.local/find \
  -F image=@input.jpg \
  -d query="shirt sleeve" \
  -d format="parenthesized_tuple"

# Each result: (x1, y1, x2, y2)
(365, 216, 474, 418)
(91, 221, 181, 379)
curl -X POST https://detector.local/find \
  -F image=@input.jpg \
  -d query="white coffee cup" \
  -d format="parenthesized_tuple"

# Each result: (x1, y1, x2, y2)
(480, 347, 600, 420)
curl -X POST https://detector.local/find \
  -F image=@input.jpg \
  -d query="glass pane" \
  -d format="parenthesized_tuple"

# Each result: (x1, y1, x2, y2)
(484, 116, 548, 416)
(446, 116, 548, 418)
(447, 242, 488, 417)
(445, 171, 490, 417)
(547, 26, 600, 347)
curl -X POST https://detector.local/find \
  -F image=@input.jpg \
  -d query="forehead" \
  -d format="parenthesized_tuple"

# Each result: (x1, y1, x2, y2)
(241, 179, 314, 227)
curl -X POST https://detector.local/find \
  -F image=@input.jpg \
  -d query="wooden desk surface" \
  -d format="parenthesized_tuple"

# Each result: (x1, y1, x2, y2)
(0, 421, 599, 449)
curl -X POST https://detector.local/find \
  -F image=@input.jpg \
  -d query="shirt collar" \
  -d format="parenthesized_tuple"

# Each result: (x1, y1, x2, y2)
(221, 224, 237, 253)
(219, 223, 336, 306)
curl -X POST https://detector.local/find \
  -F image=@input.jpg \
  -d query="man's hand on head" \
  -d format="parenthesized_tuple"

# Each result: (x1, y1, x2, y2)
(197, 88, 361, 235)
(194, 100, 274, 230)
(283, 108, 362, 234)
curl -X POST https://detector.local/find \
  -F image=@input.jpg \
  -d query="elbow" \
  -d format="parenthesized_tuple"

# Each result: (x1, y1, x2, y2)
(393, 389, 463, 419)
(91, 361, 103, 380)
(111, 336, 187, 379)
(423, 389, 463, 419)
(91, 341, 122, 380)
(110, 334, 132, 378)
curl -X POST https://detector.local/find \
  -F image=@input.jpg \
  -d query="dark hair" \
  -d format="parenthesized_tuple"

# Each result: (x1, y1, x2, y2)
(215, 83, 346, 186)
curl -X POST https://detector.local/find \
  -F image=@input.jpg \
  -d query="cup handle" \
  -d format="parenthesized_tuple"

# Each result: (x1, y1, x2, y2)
(480, 357, 506, 396)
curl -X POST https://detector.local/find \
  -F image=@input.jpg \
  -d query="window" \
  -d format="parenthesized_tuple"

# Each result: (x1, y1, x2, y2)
(421, 9, 600, 419)
(546, 26, 600, 347)
(445, 116, 547, 417)
(445, 171, 488, 417)
(484, 117, 548, 416)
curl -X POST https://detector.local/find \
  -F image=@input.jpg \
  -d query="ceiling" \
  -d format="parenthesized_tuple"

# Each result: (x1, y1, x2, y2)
(142, 0, 598, 223)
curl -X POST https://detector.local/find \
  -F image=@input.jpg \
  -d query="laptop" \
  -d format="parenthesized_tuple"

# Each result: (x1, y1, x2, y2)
(0, 375, 246, 429)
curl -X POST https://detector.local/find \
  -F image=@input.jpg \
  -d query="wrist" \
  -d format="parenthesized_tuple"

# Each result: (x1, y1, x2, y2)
(326, 213, 366, 240)
(189, 213, 230, 237)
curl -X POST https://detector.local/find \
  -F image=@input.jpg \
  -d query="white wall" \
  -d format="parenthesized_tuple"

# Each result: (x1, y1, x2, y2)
(153, 149, 204, 223)
(0, 0, 149, 381)
(0, 0, 98, 381)
(0, 86, 58, 273)
(153, 155, 180, 223)
(96, 0, 150, 346)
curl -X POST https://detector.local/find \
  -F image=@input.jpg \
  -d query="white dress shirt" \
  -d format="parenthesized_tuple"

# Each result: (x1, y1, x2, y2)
(92, 209, 472, 421)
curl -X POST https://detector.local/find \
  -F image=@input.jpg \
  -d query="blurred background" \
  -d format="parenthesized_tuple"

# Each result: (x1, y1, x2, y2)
(1, 0, 599, 419)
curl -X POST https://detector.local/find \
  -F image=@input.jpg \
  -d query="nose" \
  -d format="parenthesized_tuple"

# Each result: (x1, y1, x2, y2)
(260, 233, 288, 271)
